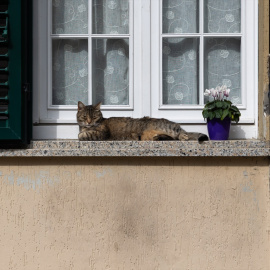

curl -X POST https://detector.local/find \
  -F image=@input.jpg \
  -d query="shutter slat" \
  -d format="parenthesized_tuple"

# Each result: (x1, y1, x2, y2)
(0, 0, 21, 140)
(0, 2, 10, 134)
(0, 0, 32, 143)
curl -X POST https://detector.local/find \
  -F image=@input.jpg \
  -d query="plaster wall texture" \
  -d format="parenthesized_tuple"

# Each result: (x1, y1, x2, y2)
(0, 157, 269, 270)
(258, 0, 270, 139)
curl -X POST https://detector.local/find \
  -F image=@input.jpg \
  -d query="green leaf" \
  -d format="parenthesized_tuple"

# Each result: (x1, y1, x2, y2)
(234, 116, 240, 123)
(207, 103, 216, 110)
(209, 111, 215, 120)
(202, 110, 209, 119)
(231, 106, 240, 112)
(214, 109, 223, 119)
(205, 100, 215, 107)
(216, 101, 223, 108)
(221, 109, 229, 120)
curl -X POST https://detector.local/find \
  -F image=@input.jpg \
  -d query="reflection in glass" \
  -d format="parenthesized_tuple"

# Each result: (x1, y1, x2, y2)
(204, 0, 241, 33)
(52, 39, 88, 105)
(92, 39, 129, 105)
(163, 0, 199, 34)
(162, 38, 199, 105)
(204, 38, 241, 104)
(52, 0, 88, 34)
(92, 0, 129, 34)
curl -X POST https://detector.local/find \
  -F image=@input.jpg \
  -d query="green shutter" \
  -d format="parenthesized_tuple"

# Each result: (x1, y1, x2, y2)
(0, 0, 32, 143)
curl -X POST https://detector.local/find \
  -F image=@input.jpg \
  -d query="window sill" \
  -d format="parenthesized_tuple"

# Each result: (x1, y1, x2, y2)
(0, 140, 269, 157)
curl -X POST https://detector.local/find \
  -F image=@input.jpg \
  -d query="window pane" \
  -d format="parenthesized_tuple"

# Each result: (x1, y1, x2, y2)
(92, 0, 129, 34)
(204, 0, 241, 33)
(163, 0, 199, 34)
(162, 38, 199, 105)
(92, 39, 129, 105)
(52, 0, 88, 34)
(204, 38, 241, 104)
(52, 39, 88, 105)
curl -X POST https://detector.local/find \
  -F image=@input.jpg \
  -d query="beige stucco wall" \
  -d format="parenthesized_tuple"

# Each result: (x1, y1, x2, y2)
(0, 157, 269, 270)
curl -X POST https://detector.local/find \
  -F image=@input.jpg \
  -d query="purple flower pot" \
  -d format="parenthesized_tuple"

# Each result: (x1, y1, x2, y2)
(207, 117, 231, 140)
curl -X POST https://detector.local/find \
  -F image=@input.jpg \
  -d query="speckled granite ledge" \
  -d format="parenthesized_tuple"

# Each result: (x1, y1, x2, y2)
(0, 140, 269, 157)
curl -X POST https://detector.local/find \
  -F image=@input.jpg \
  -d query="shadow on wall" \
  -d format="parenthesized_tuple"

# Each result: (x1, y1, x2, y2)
(230, 124, 251, 139)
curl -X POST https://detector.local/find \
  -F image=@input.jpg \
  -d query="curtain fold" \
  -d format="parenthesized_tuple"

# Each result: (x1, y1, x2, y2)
(92, 39, 129, 105)
(52, 39, 88, 105)
(162, 38, 199, 105)
(52, 0, 88, 34)
(204, 38, 241, 105)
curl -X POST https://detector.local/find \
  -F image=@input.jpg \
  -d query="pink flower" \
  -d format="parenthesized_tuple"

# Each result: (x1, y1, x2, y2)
(223, 88, 230, 97)
(218, 91, 224, 100)
(204, 89, 211, 96)
(210, 88, 218, 98)
(204, 85, 230, 100)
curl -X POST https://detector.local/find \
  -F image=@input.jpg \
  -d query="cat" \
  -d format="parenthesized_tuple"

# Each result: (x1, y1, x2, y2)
(77, 101, 208, 142)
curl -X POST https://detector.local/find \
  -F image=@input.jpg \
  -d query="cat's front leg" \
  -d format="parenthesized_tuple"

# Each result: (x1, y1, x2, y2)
(78, 131, 90, 141)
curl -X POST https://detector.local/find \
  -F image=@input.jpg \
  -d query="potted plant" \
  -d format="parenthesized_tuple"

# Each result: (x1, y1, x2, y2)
(202, 85, 241, 140)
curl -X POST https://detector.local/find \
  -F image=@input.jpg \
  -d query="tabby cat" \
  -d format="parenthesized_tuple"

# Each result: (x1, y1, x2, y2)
(77, 101, 208, 142)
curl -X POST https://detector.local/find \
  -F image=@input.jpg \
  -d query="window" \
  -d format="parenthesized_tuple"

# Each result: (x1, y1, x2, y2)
(33, 0, 258, 139)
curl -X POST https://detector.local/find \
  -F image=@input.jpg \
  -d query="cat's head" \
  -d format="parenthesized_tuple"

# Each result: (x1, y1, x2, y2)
(77, 101, 103, 127)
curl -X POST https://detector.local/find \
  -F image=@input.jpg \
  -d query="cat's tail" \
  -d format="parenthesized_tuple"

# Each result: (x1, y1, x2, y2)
(197, 133, 209, 143)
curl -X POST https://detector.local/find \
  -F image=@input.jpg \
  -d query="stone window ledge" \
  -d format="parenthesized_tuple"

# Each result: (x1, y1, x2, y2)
(0, 140, 269, 157)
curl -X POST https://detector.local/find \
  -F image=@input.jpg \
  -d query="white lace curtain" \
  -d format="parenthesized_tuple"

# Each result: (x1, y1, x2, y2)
(162, 0, 241, 105)
(204, 0, 241, 105)
(52, 0, 129, 106)
(52, 0, 241, 106)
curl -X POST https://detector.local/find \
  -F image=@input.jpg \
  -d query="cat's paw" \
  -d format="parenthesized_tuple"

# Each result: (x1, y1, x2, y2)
(78, 132, 89, 141)
(178, 133, 189, 141)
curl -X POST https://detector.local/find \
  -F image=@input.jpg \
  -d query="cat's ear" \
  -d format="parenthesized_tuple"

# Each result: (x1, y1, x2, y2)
(95, 102, 102, 111)
(78, 101, 85, 111)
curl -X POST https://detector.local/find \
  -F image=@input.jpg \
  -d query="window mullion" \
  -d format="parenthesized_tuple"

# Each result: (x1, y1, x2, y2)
(129, 0, 134, 109)
(89, 0, 92, 106)
(199, 0, 204, 106)
(48, 0, 52, 109)
(241, 0, 245, 108)
(51, 35, 89, 38)
(159, 0, 162, 108)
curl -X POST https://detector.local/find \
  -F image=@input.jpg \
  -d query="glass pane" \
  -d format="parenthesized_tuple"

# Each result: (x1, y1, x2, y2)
(204, 38, 241, 104)
(204, 0, 241, 33)
(52, 0, 88, 34)
(92, 0, 129, 34)
(162, 38, 199, 105)
(92, 39, 129, 105)
(163, 0, 199, 34)
(52, 39, 88, 105)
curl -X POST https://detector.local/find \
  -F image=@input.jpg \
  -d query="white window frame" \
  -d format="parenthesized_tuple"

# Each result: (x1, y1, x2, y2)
(33, 0, 258, 139)
(34, 0, 143, 121)
(151, 0, 258, 138)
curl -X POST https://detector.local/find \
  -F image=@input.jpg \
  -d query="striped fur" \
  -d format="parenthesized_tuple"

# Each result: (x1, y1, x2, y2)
(77, 101, 208, 142)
